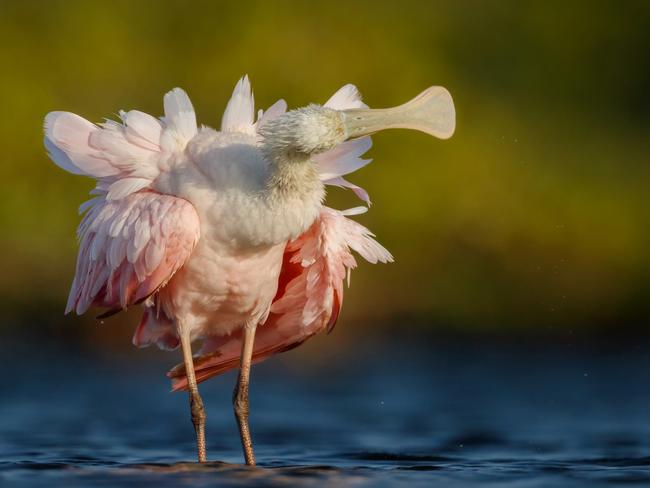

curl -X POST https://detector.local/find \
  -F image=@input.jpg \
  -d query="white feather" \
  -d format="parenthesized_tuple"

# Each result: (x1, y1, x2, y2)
(324, 84, 367, 110)
(221, 75, 255, 134)
(106, 178, 150, 200)
(163, 88, 198, 144)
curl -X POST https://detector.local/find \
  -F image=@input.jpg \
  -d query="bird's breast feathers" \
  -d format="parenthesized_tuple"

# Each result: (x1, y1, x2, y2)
(161, 234, 286, 337)
(154, 127, 324, 250)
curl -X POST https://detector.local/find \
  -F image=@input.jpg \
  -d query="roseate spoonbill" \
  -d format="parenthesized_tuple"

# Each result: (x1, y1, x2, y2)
(44, 76, 455, 465)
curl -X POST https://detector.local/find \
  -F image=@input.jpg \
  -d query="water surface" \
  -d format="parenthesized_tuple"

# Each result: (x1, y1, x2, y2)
(1, 334, 649, 487)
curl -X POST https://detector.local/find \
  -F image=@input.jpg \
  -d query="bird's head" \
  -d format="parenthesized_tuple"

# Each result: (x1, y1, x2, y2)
(259, 86, 455, 165)
(259, 104, 346, 163)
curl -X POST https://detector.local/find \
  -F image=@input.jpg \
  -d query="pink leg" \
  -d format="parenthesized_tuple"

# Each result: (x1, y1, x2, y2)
(233, 323, 257, 466)
(180, 327, 207, 463)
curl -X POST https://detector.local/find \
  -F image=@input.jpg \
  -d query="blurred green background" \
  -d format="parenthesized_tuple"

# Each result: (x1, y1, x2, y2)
(1, 0, 649, 343)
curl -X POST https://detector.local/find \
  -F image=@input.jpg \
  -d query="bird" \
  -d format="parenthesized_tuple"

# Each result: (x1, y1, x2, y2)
(43, 76, 455, 466)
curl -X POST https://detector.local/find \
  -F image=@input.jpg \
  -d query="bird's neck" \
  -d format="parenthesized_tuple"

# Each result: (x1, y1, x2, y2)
(263, 153, 324, 240)
(257, 104, 343, 242)
(266, 152, 321, 198)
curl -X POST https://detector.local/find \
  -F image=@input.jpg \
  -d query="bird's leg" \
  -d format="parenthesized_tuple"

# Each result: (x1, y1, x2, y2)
(233, 323, 258, 466)
(179, 327, 207, 463)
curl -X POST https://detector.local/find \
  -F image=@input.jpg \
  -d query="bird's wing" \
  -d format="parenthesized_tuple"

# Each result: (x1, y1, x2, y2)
(45, 88, 197, 197)
(168, 206, 392, 390)
(44, 89, 201, 316)
(67, 191, 200, 315)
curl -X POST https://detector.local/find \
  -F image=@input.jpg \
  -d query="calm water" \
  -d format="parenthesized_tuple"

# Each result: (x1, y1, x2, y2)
(1, 333, 650, 487)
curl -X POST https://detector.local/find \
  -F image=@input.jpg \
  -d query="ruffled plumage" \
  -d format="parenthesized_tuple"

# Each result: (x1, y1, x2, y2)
(219, 76, 375, 205)
(45, 88, 202, 347)
(168, 206, 392, 390)
(44, 75, 390, 370)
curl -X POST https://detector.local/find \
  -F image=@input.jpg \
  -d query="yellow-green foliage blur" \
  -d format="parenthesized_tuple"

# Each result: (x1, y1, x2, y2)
(2, 1, 649, 334)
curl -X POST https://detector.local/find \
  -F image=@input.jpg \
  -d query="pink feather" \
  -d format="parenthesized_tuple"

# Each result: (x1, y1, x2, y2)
(168, 207, 392, 390)
(45, 81, 393, 391)
(66, 192, 200, 316)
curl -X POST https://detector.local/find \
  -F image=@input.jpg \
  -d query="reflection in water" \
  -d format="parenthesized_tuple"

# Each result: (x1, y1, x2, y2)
(1, 334, 649, 487)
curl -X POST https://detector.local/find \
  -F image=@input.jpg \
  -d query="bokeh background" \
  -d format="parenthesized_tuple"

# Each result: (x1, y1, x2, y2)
(1, 0, 649, 348)
(3, 2, 650, 484)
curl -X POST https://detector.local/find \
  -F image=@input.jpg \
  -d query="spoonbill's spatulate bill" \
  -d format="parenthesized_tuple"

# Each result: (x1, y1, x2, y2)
(43, 77, 455, 466)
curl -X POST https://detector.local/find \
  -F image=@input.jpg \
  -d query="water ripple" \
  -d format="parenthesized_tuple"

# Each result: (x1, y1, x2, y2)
(2, 338, 650, 486)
